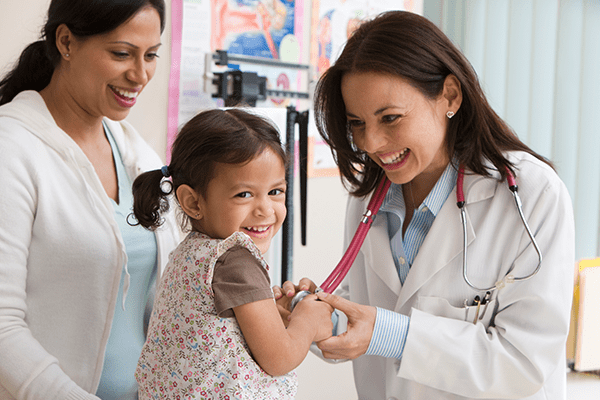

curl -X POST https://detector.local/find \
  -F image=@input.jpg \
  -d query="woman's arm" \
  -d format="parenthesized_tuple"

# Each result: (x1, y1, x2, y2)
(0, 122, 99, 399)
(234, 294, 333, 376)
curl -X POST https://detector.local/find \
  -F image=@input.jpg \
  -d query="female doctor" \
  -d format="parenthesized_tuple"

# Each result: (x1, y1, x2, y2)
(276, 10, 575, 399)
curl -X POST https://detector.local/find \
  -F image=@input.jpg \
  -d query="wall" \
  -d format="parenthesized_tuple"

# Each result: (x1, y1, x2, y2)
(0, 0, 357, 399)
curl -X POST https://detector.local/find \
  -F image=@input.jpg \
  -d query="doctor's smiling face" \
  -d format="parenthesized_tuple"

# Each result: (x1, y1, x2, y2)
(342, 71, 460, 188)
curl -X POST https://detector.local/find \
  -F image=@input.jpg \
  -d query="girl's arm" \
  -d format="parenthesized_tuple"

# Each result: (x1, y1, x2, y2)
(234, 294, 333, 376)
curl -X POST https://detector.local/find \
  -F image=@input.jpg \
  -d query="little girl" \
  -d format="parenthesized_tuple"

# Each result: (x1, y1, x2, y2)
(132, 108, 333, 399)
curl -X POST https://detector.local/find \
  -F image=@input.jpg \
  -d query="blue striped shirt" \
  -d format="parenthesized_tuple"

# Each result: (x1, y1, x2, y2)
(365, 163, 457, 359)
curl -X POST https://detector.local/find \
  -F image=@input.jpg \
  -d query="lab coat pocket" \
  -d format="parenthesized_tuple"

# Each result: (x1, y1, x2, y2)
(415, 296, 497, 327)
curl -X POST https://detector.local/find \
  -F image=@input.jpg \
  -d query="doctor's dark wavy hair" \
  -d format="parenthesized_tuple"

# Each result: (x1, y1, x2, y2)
(131, 108, 287, 230)
(0, 0, 166, 106)
(313, 11, 551, 197)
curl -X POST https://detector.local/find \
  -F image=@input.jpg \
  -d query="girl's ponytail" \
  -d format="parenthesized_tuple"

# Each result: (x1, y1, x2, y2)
(131, 169, 172, 230)
(0, 40, 56, 106)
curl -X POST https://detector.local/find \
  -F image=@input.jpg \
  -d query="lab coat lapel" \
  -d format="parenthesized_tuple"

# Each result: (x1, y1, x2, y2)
(363, 210, 402, 296)
(395, 173, 498, 311)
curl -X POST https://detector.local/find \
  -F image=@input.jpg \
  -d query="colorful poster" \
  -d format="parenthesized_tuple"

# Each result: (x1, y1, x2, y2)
(169, 0, 306, 154)
(212, 0, 299, 60)
(311, 0, 422, 79)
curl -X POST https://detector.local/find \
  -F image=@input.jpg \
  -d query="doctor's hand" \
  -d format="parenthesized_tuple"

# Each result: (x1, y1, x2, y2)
(273, 277, 318, 326)
(314, 292, 377, 360)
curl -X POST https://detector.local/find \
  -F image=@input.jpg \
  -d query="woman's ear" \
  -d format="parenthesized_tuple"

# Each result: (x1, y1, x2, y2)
(176, 184, 203, 220)
(55, 24, 73, 60)
(442, 74, 463, 114)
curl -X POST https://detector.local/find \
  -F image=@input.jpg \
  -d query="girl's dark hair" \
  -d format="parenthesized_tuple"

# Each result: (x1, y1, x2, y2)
(0, 0, 166, 106)
(314, 10, 551, 197)
(132, 108, 287, 230)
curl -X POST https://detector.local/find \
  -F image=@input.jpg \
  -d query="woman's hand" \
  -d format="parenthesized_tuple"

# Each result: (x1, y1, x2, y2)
(314, 292, 377, 360)
(273, 278, 318, 326)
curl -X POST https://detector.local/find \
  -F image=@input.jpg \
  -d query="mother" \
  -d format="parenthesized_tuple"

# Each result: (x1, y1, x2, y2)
(0, 1, 180, 398)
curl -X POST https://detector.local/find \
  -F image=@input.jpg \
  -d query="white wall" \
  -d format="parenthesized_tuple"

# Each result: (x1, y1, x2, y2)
(0, 1, 357, 398)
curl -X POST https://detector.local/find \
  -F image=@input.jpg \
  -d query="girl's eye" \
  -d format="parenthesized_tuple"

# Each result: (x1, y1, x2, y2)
(235, 192, 252, 199)
(269, 188, 285, 196)
(146, 52, 160, 60)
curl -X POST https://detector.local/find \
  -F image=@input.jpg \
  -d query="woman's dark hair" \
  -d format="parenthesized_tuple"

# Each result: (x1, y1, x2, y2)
(0, 0, 166, 106)
(132, 108, 287, 230)
(314, 10, 551, 197)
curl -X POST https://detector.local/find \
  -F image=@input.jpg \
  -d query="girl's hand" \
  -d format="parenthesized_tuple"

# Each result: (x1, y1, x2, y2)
(291, 294, 334, 342)
(314, 291, 377, 360)
(272, 277, 317, 300)
(234, 291, 331, 376)
(273, 278, 318, 325)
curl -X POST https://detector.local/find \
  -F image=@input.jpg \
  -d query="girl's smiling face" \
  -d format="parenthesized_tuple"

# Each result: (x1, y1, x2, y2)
(342, 71, 452, 186)
(195, 147, 287, 254)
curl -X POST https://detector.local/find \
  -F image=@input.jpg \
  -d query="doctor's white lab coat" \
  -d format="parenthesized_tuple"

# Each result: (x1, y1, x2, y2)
(337, 151, 575, 400)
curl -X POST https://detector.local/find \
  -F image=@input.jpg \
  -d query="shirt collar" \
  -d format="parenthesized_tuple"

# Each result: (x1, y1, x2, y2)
(380, 161, 458, 217)
(424, 162, 458, 217)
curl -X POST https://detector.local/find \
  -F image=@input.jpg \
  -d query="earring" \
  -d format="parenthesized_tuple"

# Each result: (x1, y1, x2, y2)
(195, 213, 200, 218)
(64, 53, 70, 58)
(446, 111, 455, 119)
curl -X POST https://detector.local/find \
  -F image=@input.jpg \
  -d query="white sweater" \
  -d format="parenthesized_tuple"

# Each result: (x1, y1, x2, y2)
(0, 91, 180, 399)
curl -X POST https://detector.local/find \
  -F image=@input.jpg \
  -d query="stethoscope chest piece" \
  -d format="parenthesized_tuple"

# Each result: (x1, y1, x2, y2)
(290, 290, 312, 311)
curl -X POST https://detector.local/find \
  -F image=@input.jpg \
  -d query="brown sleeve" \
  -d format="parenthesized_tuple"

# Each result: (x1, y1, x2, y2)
(213, 246, 273, 318)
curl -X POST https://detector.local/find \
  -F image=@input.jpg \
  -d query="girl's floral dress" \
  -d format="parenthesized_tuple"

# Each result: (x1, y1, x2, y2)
(136, 231, 297, 399)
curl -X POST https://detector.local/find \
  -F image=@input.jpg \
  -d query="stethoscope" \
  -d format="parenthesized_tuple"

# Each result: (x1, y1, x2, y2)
(291, 165, 544, 324)
(457, 166, 543, 323)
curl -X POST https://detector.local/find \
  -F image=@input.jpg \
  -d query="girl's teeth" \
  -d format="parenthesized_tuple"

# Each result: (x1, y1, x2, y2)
(246, 226, 269, 232)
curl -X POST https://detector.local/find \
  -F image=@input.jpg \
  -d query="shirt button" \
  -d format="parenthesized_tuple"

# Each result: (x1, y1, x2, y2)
(399, 257, 406, 265)
(422, 206, 429, 212)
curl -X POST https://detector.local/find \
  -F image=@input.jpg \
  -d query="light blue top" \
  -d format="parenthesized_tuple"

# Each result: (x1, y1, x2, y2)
(96, 126, 158, 399)
(365, 163, 457, 359)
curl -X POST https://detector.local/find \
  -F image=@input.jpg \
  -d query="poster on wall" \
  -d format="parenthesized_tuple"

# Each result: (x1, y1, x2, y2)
(168, 0, 422, 176)
(168, 0, 307, 156)
(307, 0, 423, 177)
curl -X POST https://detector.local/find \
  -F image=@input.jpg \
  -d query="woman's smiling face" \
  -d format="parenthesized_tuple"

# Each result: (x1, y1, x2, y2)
(342, 71, 451, 186)
(63, 6, 162, 121)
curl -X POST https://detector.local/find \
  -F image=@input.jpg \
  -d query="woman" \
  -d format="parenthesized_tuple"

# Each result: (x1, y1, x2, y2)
(276, 11, 574, 399)
(0, 1, 180, 399)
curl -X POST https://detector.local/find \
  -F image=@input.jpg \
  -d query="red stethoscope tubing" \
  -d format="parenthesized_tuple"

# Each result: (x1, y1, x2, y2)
(319, 176, 392, 293)
(318, 165, 530, 294)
